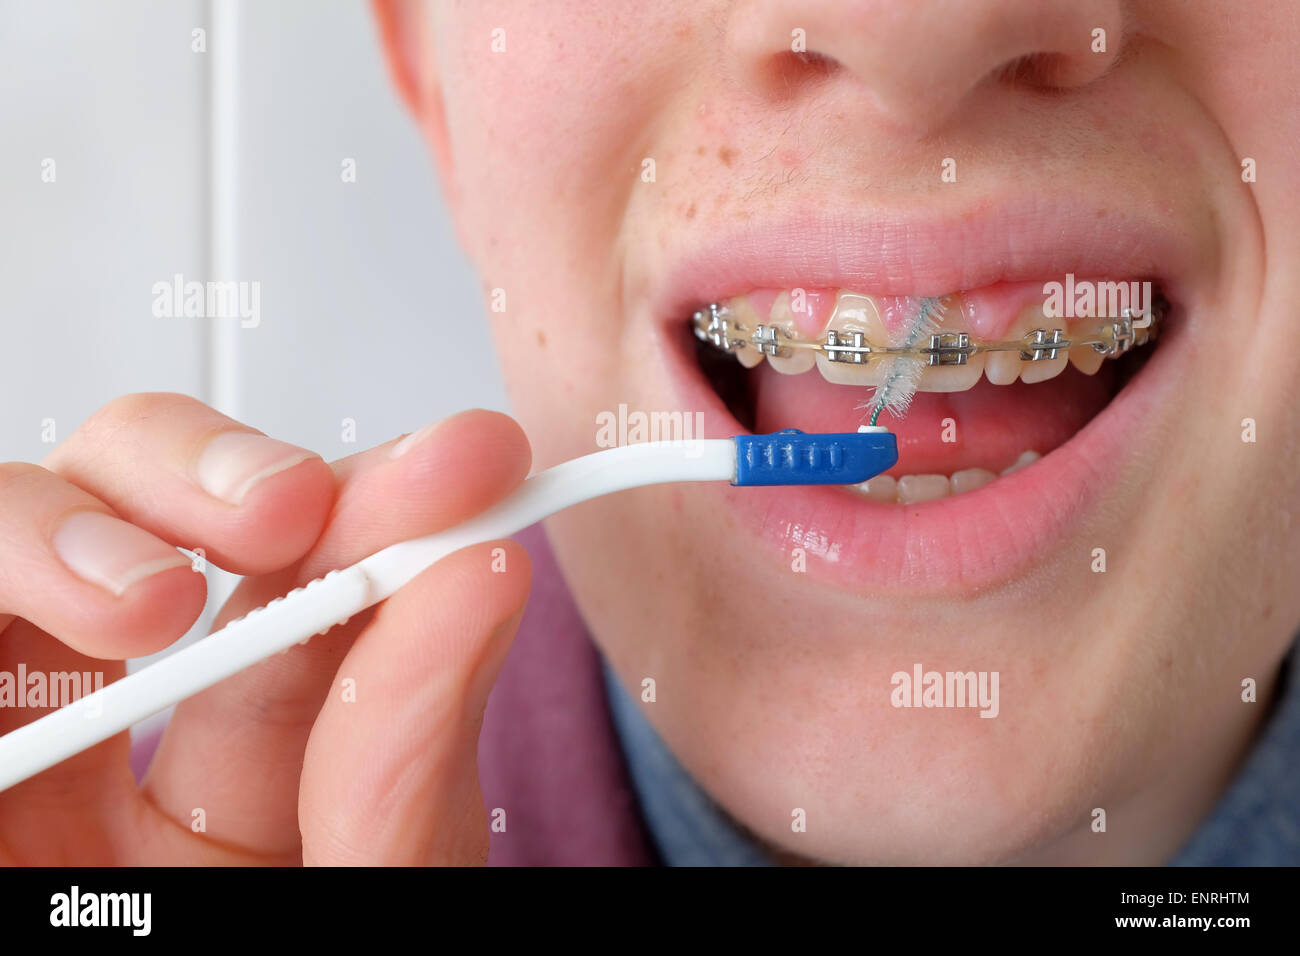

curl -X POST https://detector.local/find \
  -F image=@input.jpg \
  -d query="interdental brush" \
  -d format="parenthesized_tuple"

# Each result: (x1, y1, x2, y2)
(0, 427, 898, 791)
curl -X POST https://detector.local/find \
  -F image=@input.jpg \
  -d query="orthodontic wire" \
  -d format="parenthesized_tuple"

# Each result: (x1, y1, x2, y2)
(693, 302, 1161, 371)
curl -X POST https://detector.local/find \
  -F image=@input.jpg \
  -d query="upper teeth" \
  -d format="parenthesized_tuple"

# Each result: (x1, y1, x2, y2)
(693, 288, 1158, 392)
(762, 291, 818, 375)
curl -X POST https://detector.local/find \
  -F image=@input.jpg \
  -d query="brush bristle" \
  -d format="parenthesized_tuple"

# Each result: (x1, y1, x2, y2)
(864, 357, 925, 418)
(861, 297, 947, 422)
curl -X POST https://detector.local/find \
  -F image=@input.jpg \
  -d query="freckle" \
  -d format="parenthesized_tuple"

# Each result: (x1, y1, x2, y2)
(536, 329, 547, 347)
(696, 145, 706, 156)
(718, 146, 737, 167)
(685, 203, 696, 220)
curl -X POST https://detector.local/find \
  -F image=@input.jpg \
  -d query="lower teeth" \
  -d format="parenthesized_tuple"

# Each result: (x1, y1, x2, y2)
(849, 450, 1041, 504)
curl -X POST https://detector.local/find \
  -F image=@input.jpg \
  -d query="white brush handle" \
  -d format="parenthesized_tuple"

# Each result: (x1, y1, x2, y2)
(0, 567, 374, 791)
(0, 440, 736, 792)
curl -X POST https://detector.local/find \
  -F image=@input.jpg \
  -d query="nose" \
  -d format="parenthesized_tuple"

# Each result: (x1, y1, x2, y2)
(726, 0, 1124, 136)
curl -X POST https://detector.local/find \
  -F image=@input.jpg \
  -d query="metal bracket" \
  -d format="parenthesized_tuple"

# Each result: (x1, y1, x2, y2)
(824, 329, 872, 364)
(751, 324, 791, 358)
(921, 332, 973, 366)
(1020, 328, 1067, 362)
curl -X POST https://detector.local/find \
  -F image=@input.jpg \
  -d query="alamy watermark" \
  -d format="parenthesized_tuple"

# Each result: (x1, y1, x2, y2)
(0, 665, 104, 711)
(1042, 274, 1153, 324)
(152, 273, 260, 328)
(890, 663, 1000, 718)
(50, 886, 151, 936)
(595, 403, 707, 449)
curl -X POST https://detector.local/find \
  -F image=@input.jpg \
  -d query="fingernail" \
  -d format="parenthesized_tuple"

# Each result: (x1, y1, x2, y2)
(389, 421, 443, 459)
(52, 511, 190, 596)
(197, 431, 315, 504)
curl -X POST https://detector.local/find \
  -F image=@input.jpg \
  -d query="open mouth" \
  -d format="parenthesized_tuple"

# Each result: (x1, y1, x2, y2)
(645, 204, 1198, 592)
(691, 283, 1165, 504)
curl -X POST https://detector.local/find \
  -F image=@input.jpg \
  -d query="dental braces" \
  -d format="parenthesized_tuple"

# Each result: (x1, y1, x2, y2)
(692, 300, 1165, 365)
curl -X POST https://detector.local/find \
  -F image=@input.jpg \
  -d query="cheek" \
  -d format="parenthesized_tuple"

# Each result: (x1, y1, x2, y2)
(432, 8, 688, 464)
(435, 7, 676, 256)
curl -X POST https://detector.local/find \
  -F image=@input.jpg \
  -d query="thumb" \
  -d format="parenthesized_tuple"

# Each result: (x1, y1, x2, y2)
(298, 539, 530, 865)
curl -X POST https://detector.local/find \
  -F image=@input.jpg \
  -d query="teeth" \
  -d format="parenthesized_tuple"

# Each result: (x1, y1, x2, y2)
(950, 467, 997, 494)
(897, 474, 951, 504)
(1001, 449, 1041, 475)
(727, 297, 767, 369)
(1019, 351, 1067, 383)
(855, 474, 897, 502)
(909, 295, 985, 393)
(984, 303, 1035, 385)
(705, 283, 1159, 392)
(1018, 309, 1069, 384)
(1068, 343, 1104, 375)
(812, 292, 986, 392)
(766, 292, 818, 375)
(984, 347, 1023, 385)
(813, 291, 886, 384)
(844, 452, 1040, 503)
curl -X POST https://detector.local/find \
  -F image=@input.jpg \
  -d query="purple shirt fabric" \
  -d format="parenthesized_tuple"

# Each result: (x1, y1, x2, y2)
(478, 525, 654, 866)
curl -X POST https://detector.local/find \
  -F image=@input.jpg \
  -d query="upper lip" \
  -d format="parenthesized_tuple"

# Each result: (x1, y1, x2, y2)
(649, 193, 1207, 325)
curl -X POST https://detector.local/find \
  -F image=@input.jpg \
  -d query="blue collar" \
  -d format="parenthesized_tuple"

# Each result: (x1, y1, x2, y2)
(601, 660, 772, 866)
(603, 648, 1300, 866)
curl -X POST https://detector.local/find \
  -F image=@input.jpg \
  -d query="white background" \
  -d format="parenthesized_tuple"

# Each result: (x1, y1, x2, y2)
(2, 0, 506, 459)
(1, 0, 507, 686)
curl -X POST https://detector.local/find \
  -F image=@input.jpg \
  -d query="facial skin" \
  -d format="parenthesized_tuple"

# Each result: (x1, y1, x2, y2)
(376, 0, 1300, 863)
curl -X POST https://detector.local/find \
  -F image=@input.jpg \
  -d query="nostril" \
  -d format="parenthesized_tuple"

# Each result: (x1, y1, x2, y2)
(757, 48, 839, 100)
(994, 48, 1117, 94)
(995, 54, 1042, 87)
(790, 49, 837, 73)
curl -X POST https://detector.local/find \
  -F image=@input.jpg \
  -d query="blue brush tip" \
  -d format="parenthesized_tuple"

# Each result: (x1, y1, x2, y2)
(732, 428, 897, 487)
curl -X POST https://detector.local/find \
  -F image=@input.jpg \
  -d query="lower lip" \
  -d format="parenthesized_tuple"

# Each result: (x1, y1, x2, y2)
(662, 325, 1179, 596)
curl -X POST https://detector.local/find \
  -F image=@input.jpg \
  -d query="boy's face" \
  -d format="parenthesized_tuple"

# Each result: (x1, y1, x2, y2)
(391, 0, 1300, 862)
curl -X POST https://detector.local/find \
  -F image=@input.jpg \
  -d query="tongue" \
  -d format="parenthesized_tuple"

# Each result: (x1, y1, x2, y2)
(750, 362, 1115, 475)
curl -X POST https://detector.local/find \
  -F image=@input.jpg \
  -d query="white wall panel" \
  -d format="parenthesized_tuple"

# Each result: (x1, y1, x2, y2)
(227, 0, 506, 457)
(0, 0, 208, 462)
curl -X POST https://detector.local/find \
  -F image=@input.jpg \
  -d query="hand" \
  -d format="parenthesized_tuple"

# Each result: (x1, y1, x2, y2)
(0, 394, 532, 865)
